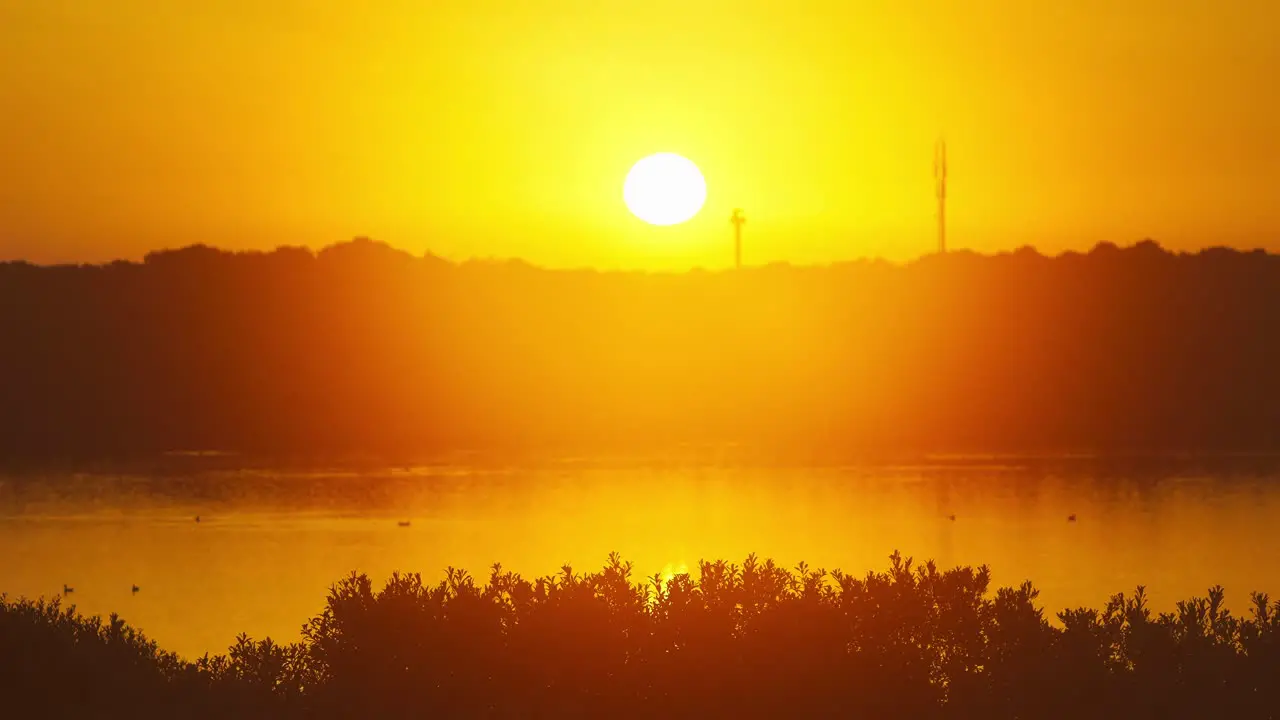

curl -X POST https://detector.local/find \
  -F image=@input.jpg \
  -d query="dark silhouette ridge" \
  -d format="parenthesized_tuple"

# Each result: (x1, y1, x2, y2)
(1, 238, 1277, 466)
(4, 552, 1280, 719)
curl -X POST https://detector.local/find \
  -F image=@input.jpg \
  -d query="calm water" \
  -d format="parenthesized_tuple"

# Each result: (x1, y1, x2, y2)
(2, 457, 1279, 659)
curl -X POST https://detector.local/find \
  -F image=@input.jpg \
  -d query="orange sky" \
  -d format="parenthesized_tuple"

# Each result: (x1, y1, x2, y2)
(2, 1, 1278, 269)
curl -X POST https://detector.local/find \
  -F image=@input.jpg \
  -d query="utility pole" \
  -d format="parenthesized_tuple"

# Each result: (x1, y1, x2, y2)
(934, 137, 947, 254)
(730, 208, 746, 269)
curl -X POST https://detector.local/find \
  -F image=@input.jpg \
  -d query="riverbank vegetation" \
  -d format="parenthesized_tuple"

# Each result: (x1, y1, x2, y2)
(4, 552, 1280, 718)
(4, 239, 1278, 463)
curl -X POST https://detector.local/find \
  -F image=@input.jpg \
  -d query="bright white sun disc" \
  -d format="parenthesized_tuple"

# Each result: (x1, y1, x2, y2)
(623, 153, 707, 226)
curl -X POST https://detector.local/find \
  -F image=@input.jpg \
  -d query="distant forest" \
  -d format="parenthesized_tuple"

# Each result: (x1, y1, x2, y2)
(1, 239, 1277, 464)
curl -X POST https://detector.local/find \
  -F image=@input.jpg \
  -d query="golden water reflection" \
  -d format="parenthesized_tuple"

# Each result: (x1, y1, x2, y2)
(2, 460, 1278, 659)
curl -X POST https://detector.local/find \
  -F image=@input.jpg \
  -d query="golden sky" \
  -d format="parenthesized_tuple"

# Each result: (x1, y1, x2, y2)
(2, 0, 1277, 268)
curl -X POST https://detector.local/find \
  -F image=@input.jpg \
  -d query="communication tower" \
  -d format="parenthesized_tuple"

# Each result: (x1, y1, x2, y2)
(730, 208, 746, 269)
(934, 138, 948, 254)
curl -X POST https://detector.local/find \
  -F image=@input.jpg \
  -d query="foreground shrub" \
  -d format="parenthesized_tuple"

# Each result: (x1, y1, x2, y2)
(4, 552, 1280, 719)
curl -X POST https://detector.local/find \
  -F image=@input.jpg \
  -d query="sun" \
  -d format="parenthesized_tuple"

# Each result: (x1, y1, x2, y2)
(623, 153, 707, 226)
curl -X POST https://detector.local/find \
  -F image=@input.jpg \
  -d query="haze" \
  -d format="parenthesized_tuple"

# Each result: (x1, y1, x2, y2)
(3, 0, 1278, 269)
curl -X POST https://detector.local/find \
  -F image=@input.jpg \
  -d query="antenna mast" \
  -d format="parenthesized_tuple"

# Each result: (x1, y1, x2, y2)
(730, 208, 746, 269)
(934, 137, 947, 254)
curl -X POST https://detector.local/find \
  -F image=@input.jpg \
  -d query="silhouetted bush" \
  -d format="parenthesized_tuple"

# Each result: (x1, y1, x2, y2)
(5, 552, 1280, 718)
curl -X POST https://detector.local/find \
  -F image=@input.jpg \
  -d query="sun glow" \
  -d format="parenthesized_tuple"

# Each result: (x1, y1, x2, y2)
(623, 153, 707, 226)
(659, 561, 691, 585)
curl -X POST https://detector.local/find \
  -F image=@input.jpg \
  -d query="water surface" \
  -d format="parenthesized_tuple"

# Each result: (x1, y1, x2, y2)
(2, 457, 1278, 659)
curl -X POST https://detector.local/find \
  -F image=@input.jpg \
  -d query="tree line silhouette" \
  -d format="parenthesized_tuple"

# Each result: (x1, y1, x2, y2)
(1, 238, 1277, 464)
(4, 552, 1280, 718)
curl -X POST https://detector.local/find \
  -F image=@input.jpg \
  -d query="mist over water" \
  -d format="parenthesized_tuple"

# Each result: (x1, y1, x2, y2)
(3, 456, 1278, 659)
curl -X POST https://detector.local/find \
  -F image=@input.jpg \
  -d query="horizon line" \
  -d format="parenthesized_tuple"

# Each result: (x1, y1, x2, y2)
(2, 236, 1277, 274)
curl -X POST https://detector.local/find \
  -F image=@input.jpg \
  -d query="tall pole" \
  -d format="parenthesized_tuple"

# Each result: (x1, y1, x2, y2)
(934, 138, 947, 254)
(730, 208, 745, 269)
